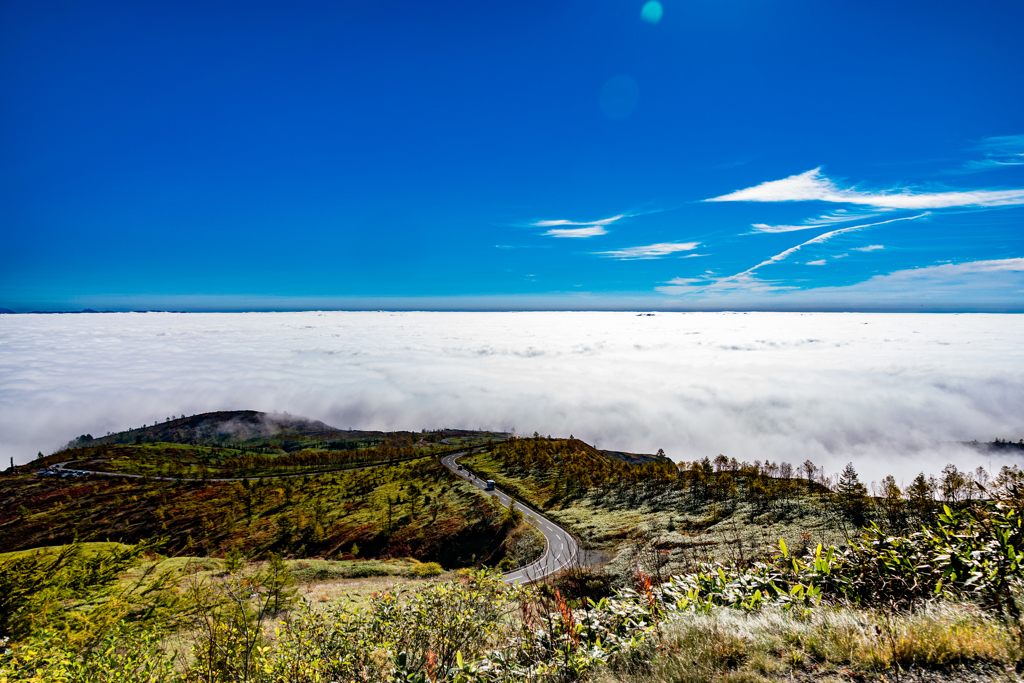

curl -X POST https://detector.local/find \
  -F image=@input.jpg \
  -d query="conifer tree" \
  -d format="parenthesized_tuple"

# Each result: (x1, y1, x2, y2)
(263, 553, 296, 614)
(837, 462, 868, 526)
(224, 546, 246, 574)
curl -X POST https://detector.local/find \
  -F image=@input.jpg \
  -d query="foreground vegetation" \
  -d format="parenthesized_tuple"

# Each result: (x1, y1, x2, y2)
(3, 414, 1023, 681)
(3, 486, 1024, 681)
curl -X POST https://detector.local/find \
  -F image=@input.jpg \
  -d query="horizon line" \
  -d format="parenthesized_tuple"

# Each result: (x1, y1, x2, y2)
(4, 307, 1024, 315)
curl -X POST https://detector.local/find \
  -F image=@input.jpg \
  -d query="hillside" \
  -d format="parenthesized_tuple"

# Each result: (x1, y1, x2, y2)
(599, 449, 668, 465)
(1, 413, 527, 568)
(66, 409, 508, 454)
(458, 435, 1024, 590)
(11, 419, 1009, 575)
(1, 446, 547, 570)
(90, 410, 344, 447)
(3, 419, 1024, 682)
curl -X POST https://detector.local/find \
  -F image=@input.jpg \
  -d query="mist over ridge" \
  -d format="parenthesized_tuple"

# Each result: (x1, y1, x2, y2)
(1, 311, 1022, 484)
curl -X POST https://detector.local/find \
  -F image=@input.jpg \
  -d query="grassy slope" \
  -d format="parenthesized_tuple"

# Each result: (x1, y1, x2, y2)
(60, 441, 449, 478)
(462, 442, 848, 578)
(0, 541, 133, 561)
(0, 450, 518, 567)
(82, 410, 507, 454)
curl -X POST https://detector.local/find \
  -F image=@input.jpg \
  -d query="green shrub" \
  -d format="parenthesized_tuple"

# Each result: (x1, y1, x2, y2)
(407, 562, 443, 578)
(0, 540, 181, 647)
(1, 627, 178, 683)
(345, 562, 393, 578)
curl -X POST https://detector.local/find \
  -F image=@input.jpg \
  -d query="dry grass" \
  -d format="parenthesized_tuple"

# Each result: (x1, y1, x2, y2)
(461, 450, 847, 574)
(597, 602, 1022, 683)
(295, 572, 454, 606)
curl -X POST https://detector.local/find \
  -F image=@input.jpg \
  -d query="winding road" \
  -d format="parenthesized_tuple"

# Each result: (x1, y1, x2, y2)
(44, 449, 582, 584)
(440, 451, 581, 584)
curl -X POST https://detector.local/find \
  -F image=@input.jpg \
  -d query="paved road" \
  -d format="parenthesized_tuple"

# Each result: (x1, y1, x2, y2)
(47, 449, 583, 584)
(440, 451, 581, 584)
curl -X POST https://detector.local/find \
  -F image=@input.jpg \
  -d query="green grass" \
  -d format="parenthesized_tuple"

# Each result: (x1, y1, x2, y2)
(0, 541, 133, 562)
(0, 455, 519, 567)
(56, 441, 448, 479)
(118, 555, 442, 584)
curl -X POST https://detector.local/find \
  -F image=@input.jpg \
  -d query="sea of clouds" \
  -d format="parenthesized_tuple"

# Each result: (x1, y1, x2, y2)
(2, 311, 1023, 485)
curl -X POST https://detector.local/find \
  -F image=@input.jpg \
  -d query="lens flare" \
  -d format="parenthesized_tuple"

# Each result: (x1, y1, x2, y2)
(640, 1, 663, 24)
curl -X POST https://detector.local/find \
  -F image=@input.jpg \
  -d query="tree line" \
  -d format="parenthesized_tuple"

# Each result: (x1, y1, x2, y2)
(491, 435, 1023, 531)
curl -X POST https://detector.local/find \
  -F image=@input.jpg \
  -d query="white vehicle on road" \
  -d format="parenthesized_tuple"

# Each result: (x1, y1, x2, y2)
(439, 451, 581, 584)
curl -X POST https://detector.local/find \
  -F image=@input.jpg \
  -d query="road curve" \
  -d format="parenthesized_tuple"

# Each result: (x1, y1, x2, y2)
(46, 450, 582, 583)
(440, 451, 581, 584)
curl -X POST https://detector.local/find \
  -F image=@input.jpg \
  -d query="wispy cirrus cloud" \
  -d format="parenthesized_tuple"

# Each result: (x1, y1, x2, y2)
(655, 257, 1024, 308)
(787, 257, 1024, 300)
(533, 214, 623, 238)
(977, 134, 1024, 150)
(721, 214, 928, 282)
(662, 215, 926, 296)
(853, 244, 884, 252)
(543, 226, 609, 238)
(956, 135, 1024, 173)
(596, 242, 700, 260)
(654, 276, 708, 294)
(533, 215, 624, 227)
(750, 208, 882, 233)
(706, 168, 1024, 209)
(962, 158, 1024, 172)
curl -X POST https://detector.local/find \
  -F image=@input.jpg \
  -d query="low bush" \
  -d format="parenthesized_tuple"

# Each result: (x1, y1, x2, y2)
(407, 561, 444, 578)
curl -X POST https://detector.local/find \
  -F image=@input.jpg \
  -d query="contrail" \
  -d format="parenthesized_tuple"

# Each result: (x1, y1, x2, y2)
(716, 212, 930, 285)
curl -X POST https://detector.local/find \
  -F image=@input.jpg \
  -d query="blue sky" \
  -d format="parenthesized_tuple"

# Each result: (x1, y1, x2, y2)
(2, 0, 1023, 311)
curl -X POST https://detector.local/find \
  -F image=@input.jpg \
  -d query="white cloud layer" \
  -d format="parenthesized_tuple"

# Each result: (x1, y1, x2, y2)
(707, 168, 1024, 209)
(2, 312, 1023, 483)
(596, 242, 700, 259)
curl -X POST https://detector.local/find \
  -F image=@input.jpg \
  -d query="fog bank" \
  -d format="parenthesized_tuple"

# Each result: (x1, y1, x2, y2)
(1, 311, 1022, 484)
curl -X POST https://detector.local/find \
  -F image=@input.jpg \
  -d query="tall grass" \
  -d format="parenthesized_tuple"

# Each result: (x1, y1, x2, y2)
(599, 602, 1021, 683)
